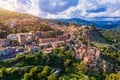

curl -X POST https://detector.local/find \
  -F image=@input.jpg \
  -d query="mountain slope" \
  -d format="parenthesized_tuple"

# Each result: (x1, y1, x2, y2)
(0, 8, 68, 28)
(0, 8, 57, 35)
(0, 8, 40, 22)
(59, 18, 120, 29)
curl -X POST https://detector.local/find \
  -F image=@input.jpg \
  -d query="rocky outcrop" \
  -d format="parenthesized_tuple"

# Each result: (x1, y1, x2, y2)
(79, 26, 107, 43)
(75, 46, 101, 64)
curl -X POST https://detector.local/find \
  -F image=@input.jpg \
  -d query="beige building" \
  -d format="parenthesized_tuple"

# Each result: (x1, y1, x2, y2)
(17, 34, 27, 45)
(69, 24, 78, 32)
(39, 38, 59, 43)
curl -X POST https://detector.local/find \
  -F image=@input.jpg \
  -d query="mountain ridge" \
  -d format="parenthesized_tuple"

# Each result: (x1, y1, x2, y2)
(0, 8, 120, 32)
(58, 18, 120, 29)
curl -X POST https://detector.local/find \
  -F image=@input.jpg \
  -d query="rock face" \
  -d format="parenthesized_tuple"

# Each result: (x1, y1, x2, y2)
(75, 46, 101, 64)
(79, 26, 106, 42)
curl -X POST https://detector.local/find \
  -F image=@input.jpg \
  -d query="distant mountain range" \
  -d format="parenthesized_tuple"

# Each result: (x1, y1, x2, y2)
(0, 8, 120, 30)
(59, 18, 120, 30)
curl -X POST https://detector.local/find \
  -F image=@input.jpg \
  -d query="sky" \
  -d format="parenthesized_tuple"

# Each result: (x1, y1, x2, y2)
(0, 0, 120, 19)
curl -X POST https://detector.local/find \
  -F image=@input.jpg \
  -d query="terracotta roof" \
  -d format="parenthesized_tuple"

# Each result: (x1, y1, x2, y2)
(0, 38, 6, 41)
(43, 48, 53, 51)
(39, 38, 58, 40)
(83, 57, 90, 64)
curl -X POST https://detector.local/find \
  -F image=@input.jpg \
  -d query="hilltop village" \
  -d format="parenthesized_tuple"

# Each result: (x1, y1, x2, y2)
(0, 22, 101, 65)
(0, 7, 120, 80)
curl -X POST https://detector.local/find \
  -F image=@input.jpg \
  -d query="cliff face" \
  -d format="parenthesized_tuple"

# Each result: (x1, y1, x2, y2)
(79, 26, 107, 43)
(75, 46, 101, 64)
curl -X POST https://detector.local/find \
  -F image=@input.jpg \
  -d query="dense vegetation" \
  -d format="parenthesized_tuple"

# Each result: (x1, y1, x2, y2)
(0, 48, 86, 80)
(0, 65, 56, 80)
(0, 45, 120, 80)
(99, 29, 120, 43)
(0, 23, 54, 33)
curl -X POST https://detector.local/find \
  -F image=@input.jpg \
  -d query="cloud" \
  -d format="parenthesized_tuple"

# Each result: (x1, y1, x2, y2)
(13, 0, 32, 12)
(86, 7, 107, 13)
(0, 0, 32, 12)
(0, 0, 120, 19)
(38, 0, 79, 14)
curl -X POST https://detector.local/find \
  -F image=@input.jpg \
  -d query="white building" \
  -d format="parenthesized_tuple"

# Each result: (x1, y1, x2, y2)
(7, 34, 18, 41)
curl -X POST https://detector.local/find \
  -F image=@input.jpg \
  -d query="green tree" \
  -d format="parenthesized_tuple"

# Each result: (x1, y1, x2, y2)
(15, 53, 25, 59)
(65, 50, 71, 56)
(43, 65, 50, 72)
(64, 59, 72, 67)
(22, 73, 31, 80)
(77, 62, 88, 74)
(0, 67, 7, 76)
(90, 24, 95, 27)
(105, 73, 120, 80)
(30, 66, 39, 75)
(38, 65, 50, 79)
(47, 74, 56, 80)
(38, 72, 42, 79)
(77, 35, 82, 40)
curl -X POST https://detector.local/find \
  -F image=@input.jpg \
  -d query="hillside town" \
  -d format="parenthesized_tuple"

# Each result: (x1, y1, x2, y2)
(0, 30, 67, 58)
(0, 23, 101, 65)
